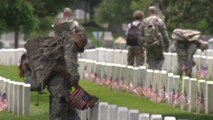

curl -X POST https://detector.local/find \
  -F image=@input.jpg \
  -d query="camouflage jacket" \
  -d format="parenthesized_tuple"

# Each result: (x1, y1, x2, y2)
(54, 19, 87, 84)
(139, 15, 169, 50)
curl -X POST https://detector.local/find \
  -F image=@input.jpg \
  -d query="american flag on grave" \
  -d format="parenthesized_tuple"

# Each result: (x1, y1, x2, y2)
(91, 72, 98, 83)
(90, 72, 95, 79)
(197, 69, 208, 78)
(118, 80, 125, 91)
(173, 89, 182, 106)
(195, 90, 205, 112)
(0, 92, 8, 112)
(144, 85, 155, 99)
(177, 90, 190, 106)
(126, 82, 135, 93)
(165, 89, 175, 104)
(150, 89, 162, 104)
(133, 83, 144, 96)
(143, 85, 151, 98)
(111, 77, 118, 90)
(101, 74, 111, 86)
(69, 88, 90, 110)
(159, 86, 166, 101)
(83, 67, 90, 79)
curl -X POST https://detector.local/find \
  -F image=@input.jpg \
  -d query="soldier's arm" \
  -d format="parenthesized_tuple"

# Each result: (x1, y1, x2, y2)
(73, 21, 88, 50)
(159, 22, 170, 51)
(64, 42, 80, 86)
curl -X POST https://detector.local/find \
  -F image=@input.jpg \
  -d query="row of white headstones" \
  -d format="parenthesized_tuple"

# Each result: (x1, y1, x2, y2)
(80, 48, 213, 79)
(77, 58, 213, 114)
(0, 76, 31, 116)
(77, 102, 177, 120)
(1, 48, 213, 79)
(0, 75, 176, 120)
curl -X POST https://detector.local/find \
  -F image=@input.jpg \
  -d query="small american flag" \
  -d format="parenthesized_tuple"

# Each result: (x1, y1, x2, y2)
(133, 86, 144, 96)
(197, 70, 208, 78)
(159, 86, 166, 101)
(83, 67, 90, 79)
(69, 88, 89, 110)
(0, 92, 8, 111)
(150, 89, 162, 104)
(195, 91, 205, 112)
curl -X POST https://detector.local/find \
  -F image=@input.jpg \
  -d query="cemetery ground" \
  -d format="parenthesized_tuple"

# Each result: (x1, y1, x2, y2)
(0, 65, 213, 120)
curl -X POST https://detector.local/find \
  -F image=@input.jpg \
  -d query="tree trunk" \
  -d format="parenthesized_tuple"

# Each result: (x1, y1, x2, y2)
(14, 30, 19, 48)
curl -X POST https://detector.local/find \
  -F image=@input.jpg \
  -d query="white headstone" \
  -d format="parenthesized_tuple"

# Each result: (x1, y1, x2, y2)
(181, 76, 190, 111)
(133, 67, 140, 86)
(146, 69, 154, 88)
(108, 105, 118, 120)
(23, 84, 31, 115)
(153, 70, 160, 92)
(172, 53, 178, 73)
(117, 107, 128, 120)
(151, 114, 163, 120)
(160, 70, 167, 91)
(138, 113, 149, 120)
(139, 66, 146, 86)
(164, 116, 176, 120)
(167, 73, 174, 104)
(189, 78, 197, 112)
(198, 80, 206, 113)
(90, 102, 109, 120)
(8, 81, 14, 112)
(17, 82, 24, 116)
(207, 57, 213, 79)
(205, 81, 213, 114)
(128, 109, 139, 120)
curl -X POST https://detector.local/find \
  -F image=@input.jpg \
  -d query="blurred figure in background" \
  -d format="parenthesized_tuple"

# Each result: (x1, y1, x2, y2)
(126, 10, 145, 66)
(139, 6, 170, 70)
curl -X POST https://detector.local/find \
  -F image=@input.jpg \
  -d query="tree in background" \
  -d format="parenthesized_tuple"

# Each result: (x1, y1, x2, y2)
(159, 0, 213, 34)
(0, 0, 8, 34)
(95, 0, 213, 35)
(4, 0, 37, 48)
(27, 0, 78, 34)
(130, 0, 152, 17)
(94, 0, 133, 31)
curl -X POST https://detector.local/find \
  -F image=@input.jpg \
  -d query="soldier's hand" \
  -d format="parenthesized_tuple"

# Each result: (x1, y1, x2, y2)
(74, 34, 85, 49)
(164, 48, 169, 52)
(70, 80, 80, 89)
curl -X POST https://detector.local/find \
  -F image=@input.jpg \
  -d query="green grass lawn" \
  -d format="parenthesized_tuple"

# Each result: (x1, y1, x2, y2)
(0, 65, 213, 120)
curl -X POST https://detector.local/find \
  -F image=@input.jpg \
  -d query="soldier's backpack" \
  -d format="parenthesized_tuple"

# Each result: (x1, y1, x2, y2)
(126, 22, 141, 46)
(143, 16, 163, 47)
(25, 36, 65, 92)
(171, 29, 201, 42)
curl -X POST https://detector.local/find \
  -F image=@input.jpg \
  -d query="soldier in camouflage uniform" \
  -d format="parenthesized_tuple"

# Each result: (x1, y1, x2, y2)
(126, 10, 145, 66)
(139, 6, 169, 70)
(47, 8, 87, 120)
(176, 40, 197, 77)
(172, 29, 208, 77)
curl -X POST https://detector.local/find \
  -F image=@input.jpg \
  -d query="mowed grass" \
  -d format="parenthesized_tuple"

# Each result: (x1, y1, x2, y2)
(0, 65, 213, 120)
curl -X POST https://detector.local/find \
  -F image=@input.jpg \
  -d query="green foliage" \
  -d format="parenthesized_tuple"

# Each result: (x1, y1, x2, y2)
(94, 0, 133, 26)
(27, 0, 78, 18)
(5, 0, 37, 33)
(159, 0, 213, 34)
(0, 0, 8, 34)
(129, 0, 213, 34)
(130, 0, 153, 17)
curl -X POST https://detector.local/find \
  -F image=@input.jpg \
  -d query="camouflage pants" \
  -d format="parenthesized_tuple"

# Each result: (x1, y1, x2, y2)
(176, 41, 197, 77)
(47, 74, 80, 120)
(127, 46, 145, 66)
(146, 45, 164, 70)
